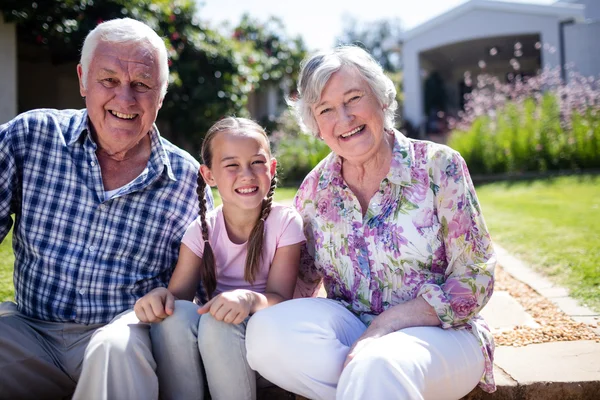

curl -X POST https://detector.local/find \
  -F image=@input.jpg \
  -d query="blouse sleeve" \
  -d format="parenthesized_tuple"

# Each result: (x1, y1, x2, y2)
(417, 149, 496, 328)
(292, 175, 324, 298)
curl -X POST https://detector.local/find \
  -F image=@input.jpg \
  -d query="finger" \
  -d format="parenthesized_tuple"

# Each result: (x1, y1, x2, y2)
(211, 303, 229, 321)
(222, 309, 239, 324)
(164, 292, 175, 316)
(198, 298, 215, 315)
(343, 354, 353, 369)
(149, 296, 168, 320)
(232, 312, 246, 325)
(134, 304, 149, 323)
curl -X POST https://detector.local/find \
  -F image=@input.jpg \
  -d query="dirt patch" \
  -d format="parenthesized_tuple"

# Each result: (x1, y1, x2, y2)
(493, 266, 599, 346)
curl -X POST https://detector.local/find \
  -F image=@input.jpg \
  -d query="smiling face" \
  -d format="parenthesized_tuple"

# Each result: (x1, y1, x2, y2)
(200, 130, 277, 214)
(78, 40, 164, 156)
(312, 66, 388, 164)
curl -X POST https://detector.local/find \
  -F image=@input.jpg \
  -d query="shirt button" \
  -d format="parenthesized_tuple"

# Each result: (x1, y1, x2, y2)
(99, 204, 107, 211)
(88, 245, 96, 252)
(79, 289, 86, 295)
(90, 161, 96, 167)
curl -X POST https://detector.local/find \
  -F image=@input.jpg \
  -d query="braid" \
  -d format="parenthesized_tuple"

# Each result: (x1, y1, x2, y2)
(197, 175, 217, 297)
(245, 173, 278, 284)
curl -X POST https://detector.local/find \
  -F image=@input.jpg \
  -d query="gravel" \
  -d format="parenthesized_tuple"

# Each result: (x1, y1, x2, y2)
(493, 266, 599, 346)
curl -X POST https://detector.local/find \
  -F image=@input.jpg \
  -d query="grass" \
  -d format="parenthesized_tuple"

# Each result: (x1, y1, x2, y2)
(0, 228, 14, 302)
(211, 186, 298, 207)
(476, 174, 600, 312)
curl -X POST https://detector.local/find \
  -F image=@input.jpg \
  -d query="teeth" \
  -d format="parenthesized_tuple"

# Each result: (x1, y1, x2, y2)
(341, 126, 363, 138)
(237, 187, 257, 194)
(111, 111, 136, 119)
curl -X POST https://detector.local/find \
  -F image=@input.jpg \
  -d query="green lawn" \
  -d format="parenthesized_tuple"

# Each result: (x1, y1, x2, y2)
(211, 186, 297, 207)
(0, 228, 14, 302)
(476, 175, 600, 312)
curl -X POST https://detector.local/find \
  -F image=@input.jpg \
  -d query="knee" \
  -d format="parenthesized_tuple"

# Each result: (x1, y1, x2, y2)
(152, 300, 199, 338)
(86, 323, 150, 362)
(245, 307, 290, 371)
(197, 313, 245, 352)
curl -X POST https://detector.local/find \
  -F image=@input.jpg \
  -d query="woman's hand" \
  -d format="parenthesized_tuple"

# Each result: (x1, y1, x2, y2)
(198, 289, 253, 324)
(134, 287, 175, 323)
(343, 297, 441, 368)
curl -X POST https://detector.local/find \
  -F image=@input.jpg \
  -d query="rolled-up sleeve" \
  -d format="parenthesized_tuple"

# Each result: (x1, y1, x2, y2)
(418, 150, 496, 328)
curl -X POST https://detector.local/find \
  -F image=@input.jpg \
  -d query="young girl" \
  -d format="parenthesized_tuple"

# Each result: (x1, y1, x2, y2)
(134, 117, 305, 400)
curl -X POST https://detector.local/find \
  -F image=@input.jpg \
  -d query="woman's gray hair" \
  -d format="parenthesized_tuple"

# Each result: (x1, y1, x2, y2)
(80, 18, 169, 98)
(288, 45, 397, 137)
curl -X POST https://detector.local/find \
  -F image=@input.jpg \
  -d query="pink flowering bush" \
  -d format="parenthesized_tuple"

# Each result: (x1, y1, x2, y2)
(448, 68, 600, 175)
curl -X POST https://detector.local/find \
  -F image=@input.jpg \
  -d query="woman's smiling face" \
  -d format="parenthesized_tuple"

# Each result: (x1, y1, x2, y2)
(312, 66, 387, 164)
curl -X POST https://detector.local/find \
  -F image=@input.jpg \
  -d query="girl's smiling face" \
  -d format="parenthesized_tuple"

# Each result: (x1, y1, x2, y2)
(200, 130, 277, 213)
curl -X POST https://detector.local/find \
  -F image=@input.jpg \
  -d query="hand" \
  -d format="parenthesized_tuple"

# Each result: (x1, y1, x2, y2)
(343, 323, 391, 369)
(134, 287, 175, 323)
(198, 289, 253, 324)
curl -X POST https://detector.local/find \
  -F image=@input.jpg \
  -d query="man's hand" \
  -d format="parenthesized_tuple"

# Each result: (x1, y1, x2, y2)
(134, 287, 175, 323)
(198, 289, 253, 324)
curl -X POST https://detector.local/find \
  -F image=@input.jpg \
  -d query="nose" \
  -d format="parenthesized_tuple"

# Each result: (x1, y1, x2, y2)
(340, 105, 354, 124)
(240, 165, 255, 180)
(115, 85, 136, 106)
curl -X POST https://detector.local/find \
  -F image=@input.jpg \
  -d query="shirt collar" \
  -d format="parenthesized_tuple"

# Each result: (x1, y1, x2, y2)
(317, 128, 413, 191)
(68, 110, 176, 182)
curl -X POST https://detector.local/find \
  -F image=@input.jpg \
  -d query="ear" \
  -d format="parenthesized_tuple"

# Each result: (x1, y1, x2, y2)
(77, 64, 87, 97)
(269, 157, 278, 178)
(199, 165, 217, 187)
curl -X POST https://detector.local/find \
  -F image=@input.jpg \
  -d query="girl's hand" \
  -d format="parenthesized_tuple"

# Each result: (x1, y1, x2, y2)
(134, 287, 175, 323)
(198, 289, 253, 324)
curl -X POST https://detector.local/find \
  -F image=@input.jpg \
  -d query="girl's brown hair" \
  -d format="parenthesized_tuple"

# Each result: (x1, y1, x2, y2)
(197, 117, 277, 298)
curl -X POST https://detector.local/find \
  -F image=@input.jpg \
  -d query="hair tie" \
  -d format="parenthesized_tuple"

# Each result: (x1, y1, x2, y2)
(260, 217, 266, 222)
(204, 239, 209, 243)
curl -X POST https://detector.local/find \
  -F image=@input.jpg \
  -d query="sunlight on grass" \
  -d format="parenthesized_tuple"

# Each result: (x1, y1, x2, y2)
(211, 186, 298, 207)
(476, 175, 600, 312)
(0, 228, 15, 302)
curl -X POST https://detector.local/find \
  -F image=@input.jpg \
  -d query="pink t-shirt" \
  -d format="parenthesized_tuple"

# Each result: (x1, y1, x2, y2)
(182, 203, 305, 296)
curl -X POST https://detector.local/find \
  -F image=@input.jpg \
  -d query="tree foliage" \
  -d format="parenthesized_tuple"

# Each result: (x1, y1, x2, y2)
(0, 0, 306, 152)
(336, 16, 404, 73)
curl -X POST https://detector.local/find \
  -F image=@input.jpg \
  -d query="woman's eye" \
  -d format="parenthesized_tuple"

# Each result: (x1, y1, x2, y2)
(319, 108, 331, 115)
(348, 95, 361, 103)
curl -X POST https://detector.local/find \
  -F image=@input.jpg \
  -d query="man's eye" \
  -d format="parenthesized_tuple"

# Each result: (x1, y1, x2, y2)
(133, 82, 150, 92)
(101, 78, 117, 86)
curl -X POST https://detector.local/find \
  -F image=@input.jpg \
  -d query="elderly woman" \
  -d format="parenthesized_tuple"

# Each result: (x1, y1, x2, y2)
(245, 46, 496, 400)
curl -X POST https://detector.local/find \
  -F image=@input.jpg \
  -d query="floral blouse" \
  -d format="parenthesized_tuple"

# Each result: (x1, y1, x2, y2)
(294, 130, 496, 392)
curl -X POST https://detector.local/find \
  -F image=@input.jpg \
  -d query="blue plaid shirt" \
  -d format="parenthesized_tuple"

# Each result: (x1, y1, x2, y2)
(0, 109, 212, 324)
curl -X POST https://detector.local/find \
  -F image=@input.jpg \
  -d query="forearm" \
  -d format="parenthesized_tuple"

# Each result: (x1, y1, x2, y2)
(246, 290, 287, 314)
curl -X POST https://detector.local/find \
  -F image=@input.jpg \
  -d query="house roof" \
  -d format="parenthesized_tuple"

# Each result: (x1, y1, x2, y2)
(403, 0, 586, 41)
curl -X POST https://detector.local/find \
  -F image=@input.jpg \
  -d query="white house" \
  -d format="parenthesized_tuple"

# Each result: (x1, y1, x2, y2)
(402, 0, 599, 135)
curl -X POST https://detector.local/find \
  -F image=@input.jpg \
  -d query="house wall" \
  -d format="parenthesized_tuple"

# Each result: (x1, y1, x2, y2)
(564, 20, 600, 79)
(0, 19, 17, 124)
(404, 9, 565, 130)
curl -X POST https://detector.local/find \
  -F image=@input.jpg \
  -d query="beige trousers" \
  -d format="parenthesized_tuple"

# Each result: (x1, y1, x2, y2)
(0, 302, 157, 400)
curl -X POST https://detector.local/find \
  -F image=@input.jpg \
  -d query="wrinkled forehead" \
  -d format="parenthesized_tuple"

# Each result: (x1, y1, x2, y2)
(91, 40, 159, 72)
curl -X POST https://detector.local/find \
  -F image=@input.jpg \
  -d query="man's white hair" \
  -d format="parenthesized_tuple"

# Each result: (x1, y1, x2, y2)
(80, 18, 169, 98)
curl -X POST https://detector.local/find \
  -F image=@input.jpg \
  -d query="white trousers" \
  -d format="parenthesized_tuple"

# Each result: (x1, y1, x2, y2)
(246, 298, 485, 400)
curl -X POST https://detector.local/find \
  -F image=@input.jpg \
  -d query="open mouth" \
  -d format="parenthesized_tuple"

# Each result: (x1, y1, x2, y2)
(341, 125, 365, 139)
(110, 110, 138, 120)
(235, 187, 258, 195)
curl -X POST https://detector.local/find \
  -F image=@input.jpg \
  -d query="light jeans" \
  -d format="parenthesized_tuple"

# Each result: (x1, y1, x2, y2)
(246, 298, 485, 400)
(151, 300, 261, 400)
(0, 302, 157, 400)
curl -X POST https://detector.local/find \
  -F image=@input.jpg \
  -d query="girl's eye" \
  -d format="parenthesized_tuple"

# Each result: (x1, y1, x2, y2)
(225, 164, 237, 168)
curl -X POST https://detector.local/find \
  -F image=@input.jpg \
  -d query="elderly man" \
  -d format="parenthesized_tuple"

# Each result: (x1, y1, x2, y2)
(0, 18, 211, 399)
